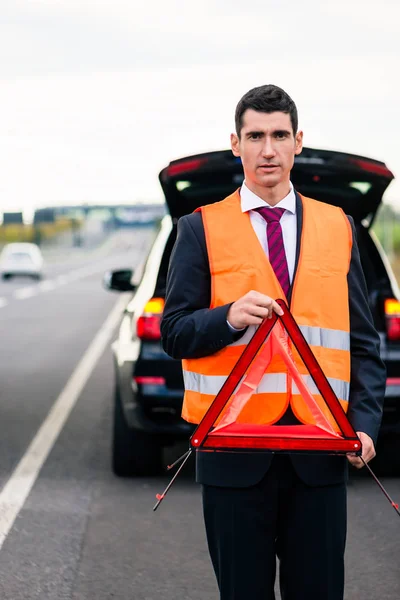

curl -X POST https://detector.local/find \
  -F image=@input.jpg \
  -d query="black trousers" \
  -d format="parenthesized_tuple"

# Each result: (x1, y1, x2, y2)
(202, 455, 347, 600)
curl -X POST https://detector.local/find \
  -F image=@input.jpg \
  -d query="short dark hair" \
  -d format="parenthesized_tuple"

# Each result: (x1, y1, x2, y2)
(235, 84, 298, 137)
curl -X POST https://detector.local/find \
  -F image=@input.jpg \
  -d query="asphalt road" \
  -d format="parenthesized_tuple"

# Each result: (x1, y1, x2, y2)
(0, 228, 399, 600)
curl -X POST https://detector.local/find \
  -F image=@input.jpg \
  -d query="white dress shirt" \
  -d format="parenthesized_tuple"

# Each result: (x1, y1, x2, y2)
(227, 181, 297, 331)
(240, 180, 297, 283)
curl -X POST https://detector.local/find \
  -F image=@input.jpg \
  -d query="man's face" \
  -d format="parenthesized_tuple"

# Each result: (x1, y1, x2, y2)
(231, 109, 303, 196)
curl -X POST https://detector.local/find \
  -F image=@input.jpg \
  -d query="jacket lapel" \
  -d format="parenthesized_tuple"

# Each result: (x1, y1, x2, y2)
(287, 190, 303, 306)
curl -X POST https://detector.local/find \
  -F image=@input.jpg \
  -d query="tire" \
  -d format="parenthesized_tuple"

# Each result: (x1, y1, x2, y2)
(2, 274, 12, 280)
(112, 386, 163, 477)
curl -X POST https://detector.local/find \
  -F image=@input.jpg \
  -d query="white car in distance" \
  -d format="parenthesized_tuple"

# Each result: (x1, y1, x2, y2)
(0, 243, 44, 280)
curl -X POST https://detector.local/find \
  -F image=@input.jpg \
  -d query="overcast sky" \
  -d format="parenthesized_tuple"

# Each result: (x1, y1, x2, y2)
(1, 0, 400, 215)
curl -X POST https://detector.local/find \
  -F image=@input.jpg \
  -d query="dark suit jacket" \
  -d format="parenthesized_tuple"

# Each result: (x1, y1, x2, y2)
(161, 191, 386, 487)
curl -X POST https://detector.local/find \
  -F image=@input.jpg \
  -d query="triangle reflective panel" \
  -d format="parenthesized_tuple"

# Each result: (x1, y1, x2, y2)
(190, 299, 362, 455)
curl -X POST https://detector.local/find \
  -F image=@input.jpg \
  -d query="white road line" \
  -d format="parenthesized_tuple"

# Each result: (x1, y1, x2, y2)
(38, 280, 56, 292)
(14, 287, 37, 300)
(1, 247, 144, 308)
(0, 293, 130, 550)
(56, 274, 68, 285)
(2, 267, 105, 306)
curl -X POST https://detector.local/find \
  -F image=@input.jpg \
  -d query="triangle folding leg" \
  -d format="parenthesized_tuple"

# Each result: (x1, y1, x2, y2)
(190, 299, 361, 455)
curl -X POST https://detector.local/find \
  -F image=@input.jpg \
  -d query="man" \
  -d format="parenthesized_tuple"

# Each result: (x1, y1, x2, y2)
(161, 85, 385, 600)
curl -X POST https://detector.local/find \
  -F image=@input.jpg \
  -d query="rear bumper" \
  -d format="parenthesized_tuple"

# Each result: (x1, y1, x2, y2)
(128, 391, 400, 440)
(122, 390, 400, 438)
(114, 351, 400, 440)
(0, 267, 41, 275)
(380, 386, 400, 436)
(126, 404, 194, 438)
(115, 356, 192, 438)
(129, 380, 191, 436)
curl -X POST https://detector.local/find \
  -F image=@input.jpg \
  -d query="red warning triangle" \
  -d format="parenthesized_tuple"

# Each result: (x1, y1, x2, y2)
(190, 300, 361, 455)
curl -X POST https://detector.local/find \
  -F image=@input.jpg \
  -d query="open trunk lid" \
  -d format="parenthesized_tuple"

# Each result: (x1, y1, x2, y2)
(159, 147, 394, 224)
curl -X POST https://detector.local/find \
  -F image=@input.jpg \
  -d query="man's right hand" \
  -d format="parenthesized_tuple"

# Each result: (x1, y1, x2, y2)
(227, 290, 284, 330)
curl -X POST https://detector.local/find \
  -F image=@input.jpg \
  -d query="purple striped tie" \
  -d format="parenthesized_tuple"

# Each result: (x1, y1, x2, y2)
(256, 207, 290, 298)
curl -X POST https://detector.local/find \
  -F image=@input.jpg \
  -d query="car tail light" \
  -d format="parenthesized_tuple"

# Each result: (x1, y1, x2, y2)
(384, 298, 400, 341)
(134, 376, 166, 385)
(166, 158, 208, 177)
(136, 297, 165, 340)
(350, 158, 393, 179)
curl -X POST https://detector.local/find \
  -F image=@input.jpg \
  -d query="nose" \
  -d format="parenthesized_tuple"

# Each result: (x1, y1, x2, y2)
(261, 136, 276, 159)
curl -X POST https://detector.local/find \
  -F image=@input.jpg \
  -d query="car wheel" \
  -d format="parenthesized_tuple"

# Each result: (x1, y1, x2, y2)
(112, 385, 163, 477)
(2, 274, 12, 280)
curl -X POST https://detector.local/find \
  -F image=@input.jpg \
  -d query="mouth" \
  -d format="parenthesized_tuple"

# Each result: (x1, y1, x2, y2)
(258, 164, 279, 171)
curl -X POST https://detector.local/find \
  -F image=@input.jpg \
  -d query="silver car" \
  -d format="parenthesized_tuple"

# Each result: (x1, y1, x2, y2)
(0, 243, 44, 280)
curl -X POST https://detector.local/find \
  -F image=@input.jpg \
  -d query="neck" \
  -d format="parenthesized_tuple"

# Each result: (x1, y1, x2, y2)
(245, 180, 291, 206)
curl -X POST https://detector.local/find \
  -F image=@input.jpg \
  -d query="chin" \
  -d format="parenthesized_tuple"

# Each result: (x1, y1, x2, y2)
(257, 175, 281, 187)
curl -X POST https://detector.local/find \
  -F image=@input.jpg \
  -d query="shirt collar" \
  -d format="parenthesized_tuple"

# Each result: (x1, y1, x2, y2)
(240, 181, 296, 214)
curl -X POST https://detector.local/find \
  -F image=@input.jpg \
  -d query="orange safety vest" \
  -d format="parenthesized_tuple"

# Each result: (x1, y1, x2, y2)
(181, 190, 352, 431)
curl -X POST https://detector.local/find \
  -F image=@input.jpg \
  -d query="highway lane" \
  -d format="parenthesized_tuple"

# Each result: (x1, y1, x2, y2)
(0, 227, 399, 599)
(0, 229, 155, 492)
(0, 229, 149, 303)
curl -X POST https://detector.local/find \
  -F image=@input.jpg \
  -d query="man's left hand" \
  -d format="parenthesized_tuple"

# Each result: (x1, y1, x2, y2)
(347, 431, 376, 469)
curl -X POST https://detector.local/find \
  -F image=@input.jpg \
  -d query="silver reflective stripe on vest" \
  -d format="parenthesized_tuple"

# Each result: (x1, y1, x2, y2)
(299, 325, 350, 351)
(230, 324, 349, 352)
(182, 370, 226, 396)
(183, 370, 349, 401)
(292, 376, 349, 402)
